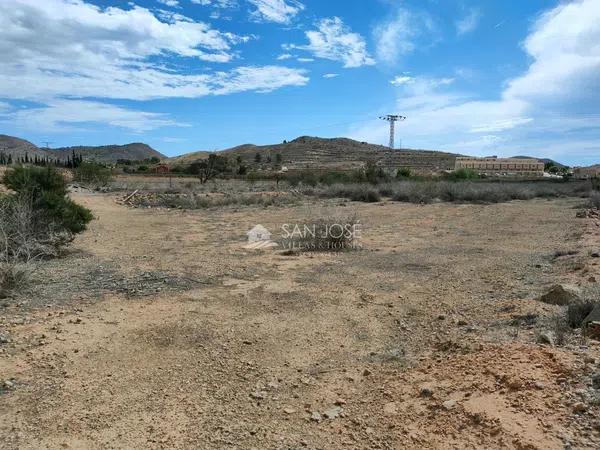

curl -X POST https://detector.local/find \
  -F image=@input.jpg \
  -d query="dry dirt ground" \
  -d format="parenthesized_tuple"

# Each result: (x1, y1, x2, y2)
(1, 193, 599, 449)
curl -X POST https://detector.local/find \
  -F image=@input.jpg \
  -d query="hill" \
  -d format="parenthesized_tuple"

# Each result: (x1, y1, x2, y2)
(512, 155, 566, 169)
(170, 136, 461, 172)
(168, 150, 211, 167)
(0, 135, 55, 160)
(52, 143, 165, 164)
(1, 135, 165, 164)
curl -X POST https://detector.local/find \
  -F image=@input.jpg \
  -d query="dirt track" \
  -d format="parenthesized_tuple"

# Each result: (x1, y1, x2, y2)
(1, 194, 599, 449)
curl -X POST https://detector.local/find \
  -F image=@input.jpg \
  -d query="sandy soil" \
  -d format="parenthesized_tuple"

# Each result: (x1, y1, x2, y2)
(1, 193, 599, 449)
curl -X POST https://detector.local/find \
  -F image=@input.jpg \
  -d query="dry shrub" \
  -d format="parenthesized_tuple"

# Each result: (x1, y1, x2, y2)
(0, 195, 73, 261)
(320, 184, 381, 202)
(550, 312, 571, 346)
(388, 180, 587, 204)
(132, 191, 296, 209)
(0, 262, 29, 298)
(567, 301, 598, 328)
(590, 191, 600, 208)
(0, 195, 72, 298)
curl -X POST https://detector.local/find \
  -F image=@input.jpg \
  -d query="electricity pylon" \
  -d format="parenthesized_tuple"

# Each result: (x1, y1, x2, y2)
(379, 115, 406, 149)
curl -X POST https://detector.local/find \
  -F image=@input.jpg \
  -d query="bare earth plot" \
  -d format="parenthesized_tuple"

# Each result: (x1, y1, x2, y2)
(1, 193, 599, 449)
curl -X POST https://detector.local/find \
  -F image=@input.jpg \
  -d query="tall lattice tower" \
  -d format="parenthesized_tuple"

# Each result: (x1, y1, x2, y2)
(379, 115, 406, 149)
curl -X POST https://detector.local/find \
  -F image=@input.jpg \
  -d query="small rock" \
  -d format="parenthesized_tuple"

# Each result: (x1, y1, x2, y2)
(534, 381, 546, 390)
(250, 391, 265, 400)
(442, 399, 457, 410)
(419, 387, 434, 398)
(310, 411, 322, 422)
(283, 407, 297, 415)
(591, 373, 600, 390)
(573, 402, 587, 413)
(3, 380, 15, 389)
(362, 369, 372, 377)
(457, 319, 468, 326)
(508, 378, 523, 390)
(538, 331, 556, 347)
(383, 402, 397, 415)
(591, 251, 599, 258)
(539, 285, 580, 306)
(323, 406, 343, 419)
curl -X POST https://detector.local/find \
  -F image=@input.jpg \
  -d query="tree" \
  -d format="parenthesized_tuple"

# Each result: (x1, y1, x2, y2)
(364, 161, 379, 184)
(73, 162, 112, 185)
(275, 153, 282, 164)
(190, 154, 229, 184)
(254, 152, 262, 163)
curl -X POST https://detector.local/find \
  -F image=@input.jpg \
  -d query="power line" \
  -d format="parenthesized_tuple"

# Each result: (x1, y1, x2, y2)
(379, 115, 406, 149)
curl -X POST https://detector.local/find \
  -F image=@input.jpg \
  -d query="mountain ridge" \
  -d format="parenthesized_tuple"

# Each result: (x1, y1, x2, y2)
(0, 135, 164, 164)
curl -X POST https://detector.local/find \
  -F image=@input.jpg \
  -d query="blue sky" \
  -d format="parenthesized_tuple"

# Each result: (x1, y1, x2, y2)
(0, 0, 598, 166)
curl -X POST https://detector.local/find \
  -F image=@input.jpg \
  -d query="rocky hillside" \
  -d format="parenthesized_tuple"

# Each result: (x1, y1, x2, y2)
(52, 143, 165, 164)
(171, 136, 461, 172)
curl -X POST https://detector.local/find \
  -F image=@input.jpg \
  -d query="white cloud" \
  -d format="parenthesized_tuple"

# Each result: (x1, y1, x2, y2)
(373, 8, 435, 64)
(1, 64, 308, 101)
(505, 0, 600, 113)
(0, 0, 309, 131)
(157, 0, 180, 8)
(211, 66, 309, 95)
(0, 0, 244, 66)
(276, 53, 294, 60)
(323, 73, 339, 79)
(351, 0, 600, 164)
(455, 8, 481, 36)
(297, 57, 314, 62)
(286, 17, 375, 68)
(390, 76, 414, 86)
(191, 0, 237, 7)
(470, 118, 533, 134)
(248, 0, 304, 24)
(10, 100, 180, 132)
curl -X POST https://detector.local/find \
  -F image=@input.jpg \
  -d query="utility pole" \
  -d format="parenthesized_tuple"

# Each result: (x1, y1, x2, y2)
(379, 115, 406, 149)
(42, 141, 53, 149)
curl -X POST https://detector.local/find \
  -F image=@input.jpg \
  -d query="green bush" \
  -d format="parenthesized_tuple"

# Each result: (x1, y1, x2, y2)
(396, 167, 411, 178)
(444, 168, 480, 181)
(2, 165, 93, 237)
(4, 165, 67, 197)
(73, 162, 112, 185)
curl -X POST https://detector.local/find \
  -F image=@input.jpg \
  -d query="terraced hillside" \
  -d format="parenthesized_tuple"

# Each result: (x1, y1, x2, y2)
(178, 136, 461, 172)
